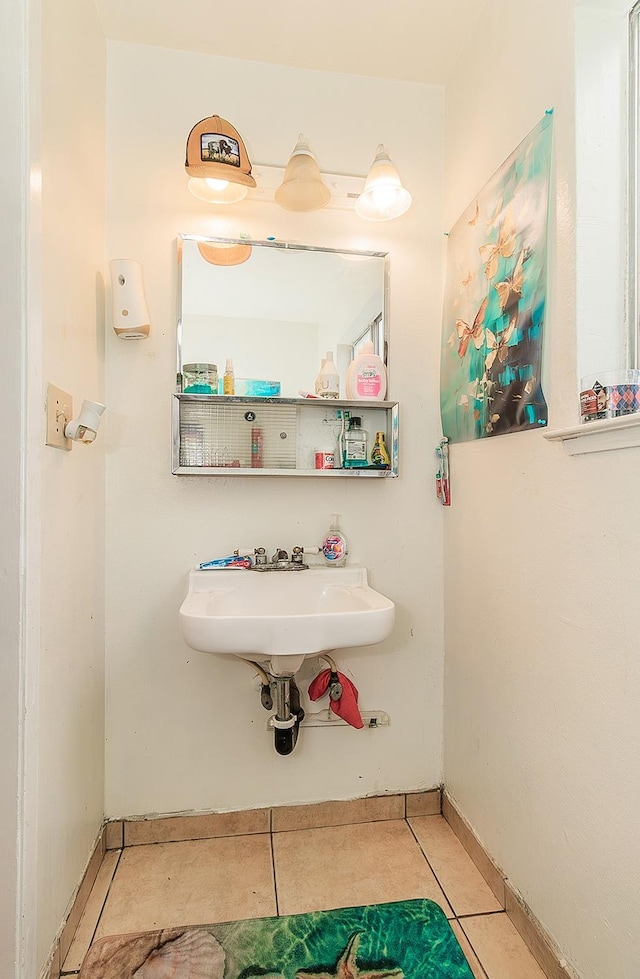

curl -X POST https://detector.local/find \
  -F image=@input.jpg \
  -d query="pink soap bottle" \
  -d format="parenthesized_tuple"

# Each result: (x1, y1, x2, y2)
(346, 341, 387, 400)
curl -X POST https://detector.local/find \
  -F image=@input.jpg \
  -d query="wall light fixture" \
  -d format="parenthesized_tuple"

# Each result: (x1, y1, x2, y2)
(355, 144, 412, 221)
(274, 134, 331, 212)
(185, 114, 256, 204)
(182, 118, 411, 221)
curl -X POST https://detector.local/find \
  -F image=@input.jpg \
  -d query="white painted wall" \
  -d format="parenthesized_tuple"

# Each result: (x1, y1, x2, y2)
(575, 3, 630, 378)
(443, 2, 640, 977)
(32, 0, 107, 971)
(1, 0, 29, 974)
(104, 43, 445, 816)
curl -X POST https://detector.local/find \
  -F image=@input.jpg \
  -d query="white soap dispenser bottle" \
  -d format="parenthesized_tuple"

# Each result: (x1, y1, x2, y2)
(321, 514, 349, 567)
(315, 351, 340, 398)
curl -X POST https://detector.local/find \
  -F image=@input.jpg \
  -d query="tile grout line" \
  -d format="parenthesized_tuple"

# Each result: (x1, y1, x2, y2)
(456, 916, 492, 979)
(456, 910, 505, 921)
(269, 828, 280, 917)
(123, 827, 270, 847)
(404, 819, 494, 979)
(60, 848, 123, 977)
(404, 818, 456, 914)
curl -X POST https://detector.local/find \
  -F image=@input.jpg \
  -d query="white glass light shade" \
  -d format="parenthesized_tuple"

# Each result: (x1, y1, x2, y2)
(109, 259, 150, 339)
(187, 177, 249, 204)
(355, 144, 412, 221)
(275, 135, 331, 212)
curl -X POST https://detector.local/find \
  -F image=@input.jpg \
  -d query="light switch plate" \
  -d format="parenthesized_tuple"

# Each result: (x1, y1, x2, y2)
(46, 383, 72, 450)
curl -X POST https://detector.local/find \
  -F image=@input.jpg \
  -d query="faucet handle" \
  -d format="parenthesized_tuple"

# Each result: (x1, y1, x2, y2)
(292, 545, 319, 563)
(235, 546, 268, 565)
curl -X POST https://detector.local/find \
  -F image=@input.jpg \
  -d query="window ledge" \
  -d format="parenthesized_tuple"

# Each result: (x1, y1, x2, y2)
(543, 414, 640, 455)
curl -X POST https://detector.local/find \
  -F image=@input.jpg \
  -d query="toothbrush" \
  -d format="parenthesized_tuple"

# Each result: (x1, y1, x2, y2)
(440, 437, 451, 506)
(199, 555, 252, 570)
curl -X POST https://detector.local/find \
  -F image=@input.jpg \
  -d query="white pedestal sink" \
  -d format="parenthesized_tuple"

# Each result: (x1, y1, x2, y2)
(179, 565, 395, 675)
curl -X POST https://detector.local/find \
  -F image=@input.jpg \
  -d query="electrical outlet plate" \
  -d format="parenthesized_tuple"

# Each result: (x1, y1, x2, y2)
(46, 383, 72, 450)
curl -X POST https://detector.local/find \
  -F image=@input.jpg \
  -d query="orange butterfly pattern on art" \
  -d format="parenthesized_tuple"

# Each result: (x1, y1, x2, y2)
(484, 316, 516, 370)
(455, 297, 488, 358)
(479, 208, 517, 279)
(495, 250, 526, 311)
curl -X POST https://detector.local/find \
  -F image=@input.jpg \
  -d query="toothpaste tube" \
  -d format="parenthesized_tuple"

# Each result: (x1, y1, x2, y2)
(199, 555, 252, 570)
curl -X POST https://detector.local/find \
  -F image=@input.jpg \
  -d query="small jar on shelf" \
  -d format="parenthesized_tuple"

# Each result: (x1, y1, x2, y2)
(182, 363, 218, 394)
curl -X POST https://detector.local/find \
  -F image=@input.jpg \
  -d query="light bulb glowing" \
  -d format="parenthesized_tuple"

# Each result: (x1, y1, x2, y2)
(370, 184, 400, 214)
(355, 145, 412, 221)
(187, 177, 248, 204)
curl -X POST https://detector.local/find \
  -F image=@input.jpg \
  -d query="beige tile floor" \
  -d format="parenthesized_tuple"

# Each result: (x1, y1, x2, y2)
(62, 815, 548, 978)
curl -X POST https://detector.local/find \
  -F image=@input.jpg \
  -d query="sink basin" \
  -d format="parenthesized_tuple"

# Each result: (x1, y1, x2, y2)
(179, 565, 395, 674)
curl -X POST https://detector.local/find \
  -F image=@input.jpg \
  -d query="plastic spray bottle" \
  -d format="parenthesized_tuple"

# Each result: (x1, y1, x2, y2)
(223, 358, 235, 395)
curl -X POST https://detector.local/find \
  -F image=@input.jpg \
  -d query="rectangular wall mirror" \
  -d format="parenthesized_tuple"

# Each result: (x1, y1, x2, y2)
(177, 235, 389, 399)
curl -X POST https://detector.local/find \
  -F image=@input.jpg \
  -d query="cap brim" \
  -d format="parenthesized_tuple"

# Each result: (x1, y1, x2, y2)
(185, 163, 256, 187)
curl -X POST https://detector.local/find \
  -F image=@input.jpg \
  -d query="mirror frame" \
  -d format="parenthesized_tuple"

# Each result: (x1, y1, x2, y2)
(176, 235, 390, 394)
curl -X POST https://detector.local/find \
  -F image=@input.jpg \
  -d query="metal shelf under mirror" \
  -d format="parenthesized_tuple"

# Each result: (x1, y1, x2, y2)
(171, 394, 399, 477)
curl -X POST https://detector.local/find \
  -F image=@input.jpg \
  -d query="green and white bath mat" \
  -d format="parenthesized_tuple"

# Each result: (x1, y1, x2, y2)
(79, 899, 474, 978)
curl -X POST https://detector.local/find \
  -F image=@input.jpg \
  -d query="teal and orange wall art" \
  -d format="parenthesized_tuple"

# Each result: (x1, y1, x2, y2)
(440, 113, 552, 442)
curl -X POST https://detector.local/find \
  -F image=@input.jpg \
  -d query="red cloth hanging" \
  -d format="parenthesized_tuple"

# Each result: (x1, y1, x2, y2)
(308, 669, 364, 729)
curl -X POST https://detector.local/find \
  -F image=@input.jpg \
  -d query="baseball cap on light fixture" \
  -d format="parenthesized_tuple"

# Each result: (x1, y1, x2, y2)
(355, 144, 412, 221)
(185, 114, 256, 204)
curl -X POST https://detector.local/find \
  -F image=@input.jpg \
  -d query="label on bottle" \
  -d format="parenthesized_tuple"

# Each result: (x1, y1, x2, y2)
(322, 534, 346, 562)
(345, 437, 367, 461)
(371, 436, 389, 466)
(356, 366, 382, 398)
(314, 450, 335, 470)
(316, 376, 339, 398)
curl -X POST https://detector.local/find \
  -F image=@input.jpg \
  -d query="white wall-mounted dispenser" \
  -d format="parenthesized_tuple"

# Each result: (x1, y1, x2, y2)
(109, 259, 151, 339)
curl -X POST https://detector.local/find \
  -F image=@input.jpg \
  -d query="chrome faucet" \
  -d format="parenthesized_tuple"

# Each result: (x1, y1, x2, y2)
(235, 545, 310, 571)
